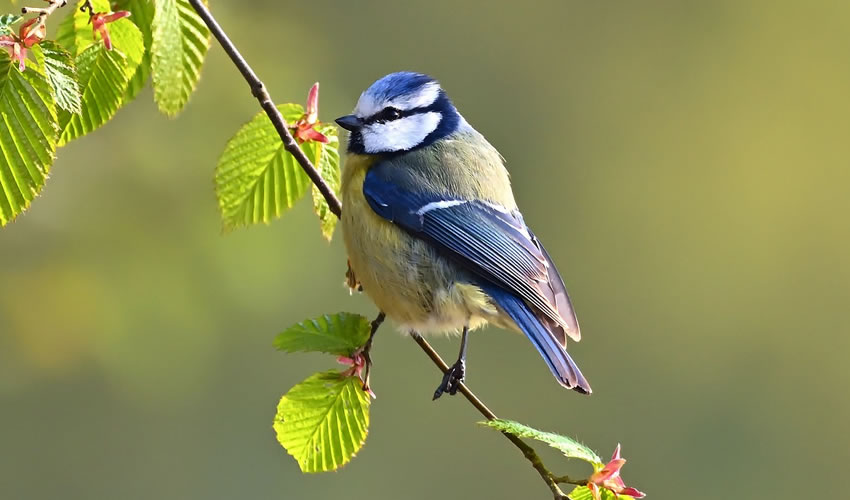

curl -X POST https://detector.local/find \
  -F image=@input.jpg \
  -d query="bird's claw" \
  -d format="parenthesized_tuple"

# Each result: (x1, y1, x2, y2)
(433, 359, 465, 400)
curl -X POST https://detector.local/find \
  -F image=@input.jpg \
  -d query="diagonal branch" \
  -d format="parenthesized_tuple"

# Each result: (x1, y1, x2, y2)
(186, 0, 341, 219)
(186, 2, 585, 498)
(410, 332, 573, 499)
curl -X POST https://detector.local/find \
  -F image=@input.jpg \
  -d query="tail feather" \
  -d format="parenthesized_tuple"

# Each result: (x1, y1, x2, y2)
(482, 284, 591, 394)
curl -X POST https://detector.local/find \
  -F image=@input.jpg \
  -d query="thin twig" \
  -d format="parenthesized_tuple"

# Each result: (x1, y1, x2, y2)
(186, 2, 587, 497)
(186, 0, 341, 218)
(553, 475, 589, 487)
(361, 311, 385, 392)
(20, 0, 68, 37)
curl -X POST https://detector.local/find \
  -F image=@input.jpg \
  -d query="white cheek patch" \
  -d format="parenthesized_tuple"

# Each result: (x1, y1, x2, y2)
(361, 112, 442, 153)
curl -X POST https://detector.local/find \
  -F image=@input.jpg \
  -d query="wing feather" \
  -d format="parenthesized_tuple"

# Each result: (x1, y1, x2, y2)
(363, 165, 580, 345)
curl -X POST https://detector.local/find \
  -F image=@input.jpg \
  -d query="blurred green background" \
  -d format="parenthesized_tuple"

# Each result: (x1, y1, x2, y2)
(2, 1, 848, 499)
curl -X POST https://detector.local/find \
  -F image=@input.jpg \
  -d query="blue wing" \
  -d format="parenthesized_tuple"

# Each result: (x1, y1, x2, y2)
(363, 163, 590, 393)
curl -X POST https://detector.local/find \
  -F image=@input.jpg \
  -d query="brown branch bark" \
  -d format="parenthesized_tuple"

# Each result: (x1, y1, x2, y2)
(186, 0, 340, 219)
(186, 1, 585, 497)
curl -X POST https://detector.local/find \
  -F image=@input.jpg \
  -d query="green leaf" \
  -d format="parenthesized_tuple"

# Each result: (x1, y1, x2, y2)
(215, 104, 314, 230)
(303, 124, 341, 241)
(113, 0, 154, 101)
(482, 419, 603, 465)
(55, 0, 112, 55)
(57, 17, 145, 145)
(274, 370, 371, 473)
(0, 14, 22, 36)
(569, 486, 633, 500)
(275, 313, 371, 357)
(0, 51, 58, 226)
(32, 41, 82, 115)
(150, 0, 210, 116)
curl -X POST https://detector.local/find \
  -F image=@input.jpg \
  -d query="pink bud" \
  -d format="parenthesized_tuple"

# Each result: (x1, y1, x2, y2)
(587, 445, 645, 499)
(620, 487, 647, 498)
(305, 82, 320, 124)
(14, 44, 26, 71)
(91, 11, 131, 51)
(296, 127, 330, 144)
(19, 17, 45, 48)
(336, 356, 356, 366)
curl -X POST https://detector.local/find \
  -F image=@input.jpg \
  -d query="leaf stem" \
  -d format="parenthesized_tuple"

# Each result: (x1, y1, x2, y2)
(186, 0, 341, 219)
(361, 311, 385, 392)
(187, 2, 588, 497)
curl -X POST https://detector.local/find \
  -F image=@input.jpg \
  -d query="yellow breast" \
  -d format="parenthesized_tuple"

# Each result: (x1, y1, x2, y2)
(339, 153, 500, 333)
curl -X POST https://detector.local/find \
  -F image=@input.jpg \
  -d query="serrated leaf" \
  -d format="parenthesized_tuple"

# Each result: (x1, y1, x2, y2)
(150, 0, 210, 116)
(57, 17, 144, 145)
(274, 370, 371, 473)
(55, 0, 112, 55)
(0, 51, 58, 226)
(215, 104, 315, 230)
(483, 419, 603, 465)
(32, 41, 82, 114)
(275, 313, 371, 356)
(0, 14, 22, 36)
(114, 0, 154, 101)
(303, 124, 340, 241)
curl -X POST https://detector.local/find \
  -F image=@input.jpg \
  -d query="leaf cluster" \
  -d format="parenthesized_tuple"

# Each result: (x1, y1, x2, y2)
(0, 0, 210, 226)
(273, 313, 373, 473)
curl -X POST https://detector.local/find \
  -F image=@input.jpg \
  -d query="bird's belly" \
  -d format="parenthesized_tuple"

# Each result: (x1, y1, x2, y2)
(341, 167, 498, 334)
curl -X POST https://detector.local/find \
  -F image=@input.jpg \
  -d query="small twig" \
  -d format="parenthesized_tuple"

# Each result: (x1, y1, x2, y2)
(360, 311, 385, 392)
(20, 0, 68, 38)
(553, 475, 588, 487)
(79, 0, 94, 14)
(187, 3, 588, 498)
(186, 0, 341, 218)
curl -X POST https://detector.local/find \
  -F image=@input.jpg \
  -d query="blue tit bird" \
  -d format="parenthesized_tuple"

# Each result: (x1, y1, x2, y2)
(336, 72, 591, 398)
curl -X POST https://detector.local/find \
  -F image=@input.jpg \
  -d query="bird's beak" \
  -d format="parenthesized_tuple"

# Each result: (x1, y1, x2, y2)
(335, 114, 362, 132)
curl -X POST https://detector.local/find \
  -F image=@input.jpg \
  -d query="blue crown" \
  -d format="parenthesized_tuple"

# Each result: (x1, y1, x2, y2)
(363, 72, 438, 103)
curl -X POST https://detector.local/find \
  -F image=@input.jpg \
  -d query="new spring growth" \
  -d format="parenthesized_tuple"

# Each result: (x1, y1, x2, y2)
(587, 444, 646, 500)
(89, 9, 131, 51)
(336, 353, 376, 399)
(292, 82, 330, 144)
(0, 17, 45, 71)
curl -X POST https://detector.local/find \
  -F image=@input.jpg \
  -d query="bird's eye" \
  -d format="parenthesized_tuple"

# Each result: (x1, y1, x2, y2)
(377, 107, 402, 122)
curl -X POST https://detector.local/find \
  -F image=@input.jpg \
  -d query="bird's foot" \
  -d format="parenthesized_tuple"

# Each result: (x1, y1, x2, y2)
(433, 358, 465, 400)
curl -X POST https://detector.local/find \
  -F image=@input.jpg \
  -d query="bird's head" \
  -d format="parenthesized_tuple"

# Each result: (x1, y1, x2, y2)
(336, 72, 462, 154)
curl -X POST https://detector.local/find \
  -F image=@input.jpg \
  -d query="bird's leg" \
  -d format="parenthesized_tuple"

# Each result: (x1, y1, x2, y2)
(360, 311, 386, 395)
(433, 325, 469, 400)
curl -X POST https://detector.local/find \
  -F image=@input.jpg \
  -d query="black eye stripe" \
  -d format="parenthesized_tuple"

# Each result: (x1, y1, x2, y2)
(362, 105, 437, 125)
(363, 107, 402, 125)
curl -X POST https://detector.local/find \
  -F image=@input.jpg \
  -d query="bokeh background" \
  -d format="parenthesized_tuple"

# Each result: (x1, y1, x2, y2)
(2, 1, 849, 499)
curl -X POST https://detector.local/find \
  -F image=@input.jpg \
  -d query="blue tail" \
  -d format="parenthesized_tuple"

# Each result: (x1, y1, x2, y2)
(482, 284, 591, 394)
